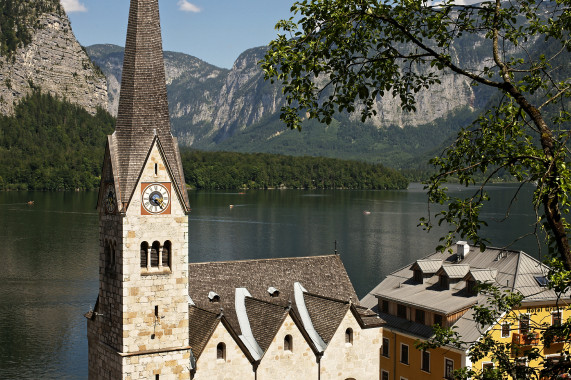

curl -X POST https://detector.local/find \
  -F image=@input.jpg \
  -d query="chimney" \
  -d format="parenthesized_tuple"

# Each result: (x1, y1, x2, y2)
(457, 241, 469, 260)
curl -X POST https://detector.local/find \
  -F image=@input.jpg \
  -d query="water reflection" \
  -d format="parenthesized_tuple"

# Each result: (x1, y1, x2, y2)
(0, 184, 538, 378)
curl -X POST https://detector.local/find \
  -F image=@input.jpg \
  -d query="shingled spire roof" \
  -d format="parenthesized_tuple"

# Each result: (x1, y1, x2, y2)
(111, 0, 189, 211)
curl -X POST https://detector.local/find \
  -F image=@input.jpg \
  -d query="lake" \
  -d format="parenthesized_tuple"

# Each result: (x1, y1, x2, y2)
(0, 184, 540, 378)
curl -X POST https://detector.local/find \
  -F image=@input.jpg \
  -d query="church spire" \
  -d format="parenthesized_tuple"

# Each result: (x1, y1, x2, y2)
(112, 0, 189, 212)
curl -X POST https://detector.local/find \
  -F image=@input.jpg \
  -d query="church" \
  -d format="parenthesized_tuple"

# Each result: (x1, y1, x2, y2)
(86, 1, 382, 379)
(86, 1, 568, 379)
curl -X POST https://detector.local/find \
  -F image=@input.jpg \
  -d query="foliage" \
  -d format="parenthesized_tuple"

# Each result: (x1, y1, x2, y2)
(263, 0, 570, 377)
(180, 149, 408, 190)
(0, 91, 115, 191)
(0, 0, 62, 57)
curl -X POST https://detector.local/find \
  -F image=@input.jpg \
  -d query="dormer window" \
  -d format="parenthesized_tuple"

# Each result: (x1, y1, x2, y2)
(466, 279, 477, 295)
(413, 269, 423, 284)
(439, 275, 449, 290)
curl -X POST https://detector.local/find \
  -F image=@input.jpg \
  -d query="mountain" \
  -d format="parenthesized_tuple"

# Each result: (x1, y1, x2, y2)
(0, 0, 107, 116)
(88, 43, 487, 168)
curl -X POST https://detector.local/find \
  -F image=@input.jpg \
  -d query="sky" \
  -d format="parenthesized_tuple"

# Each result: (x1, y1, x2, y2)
(60, 0, 295, 69)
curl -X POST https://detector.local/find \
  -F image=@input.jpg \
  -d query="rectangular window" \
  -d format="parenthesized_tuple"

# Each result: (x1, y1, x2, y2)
(501, 323, 511, 338)
(416, 309, 425, 325)
(381, 370, 389, 380)
(397, 304, 407, 319)
(382, 337, 390, 357)
(434, 314, 443, 327)
(552, 310, 562, 326)
(520, 314, 530, 335)
(421, 350, 430, 372)
(444, 358, 454, 380)
(381, 300, 389, 313)
(414, 269, 423, 283)
(440, 275, 449, 290)
(400, 343, 409, 365)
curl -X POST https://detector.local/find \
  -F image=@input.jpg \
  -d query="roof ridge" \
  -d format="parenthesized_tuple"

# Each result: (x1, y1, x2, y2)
(189, 254, 339, 266)
(303, 291, 352, 305)
(245, 295, 289, 309)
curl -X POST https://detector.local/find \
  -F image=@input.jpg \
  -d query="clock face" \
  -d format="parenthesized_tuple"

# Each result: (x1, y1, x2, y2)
(142, 183, 170, 214)
(105, 183, 116, 214)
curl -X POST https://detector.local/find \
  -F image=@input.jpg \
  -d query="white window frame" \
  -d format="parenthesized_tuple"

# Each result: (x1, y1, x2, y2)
(381, 337, 390, 358)
(519, 313, 530, 335)
(444, 357, 454, 380)
(381, 369, 389, 380)
(421, 350, 430, 373)
(552, 310, 562, 326)
(501, 322, 511, 338)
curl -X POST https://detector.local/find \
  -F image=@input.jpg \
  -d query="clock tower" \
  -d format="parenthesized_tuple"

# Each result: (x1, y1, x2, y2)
(87, 1, 191, 379)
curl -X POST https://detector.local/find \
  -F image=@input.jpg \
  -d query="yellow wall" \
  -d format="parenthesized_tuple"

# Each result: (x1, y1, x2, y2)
(380, 330, 463, 380)
(472, 303, 568, 375)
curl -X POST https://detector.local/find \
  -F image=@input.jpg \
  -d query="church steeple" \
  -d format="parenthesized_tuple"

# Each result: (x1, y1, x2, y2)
(112, 0, 189, 212)
(88, 1, 192, 378)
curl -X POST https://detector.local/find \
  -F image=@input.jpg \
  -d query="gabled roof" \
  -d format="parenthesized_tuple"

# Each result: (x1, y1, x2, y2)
(362, 244, 570, 345)
(437, 264, 471, 279)
(410, 259, 443, 274)
(303, 293, 351, 344)
(111, 0, 189, 212)
(464, 268, 498, 283)
(244, 297, 291, 353)
(188, 306, 220, 359)
(188, 255, 358, 335)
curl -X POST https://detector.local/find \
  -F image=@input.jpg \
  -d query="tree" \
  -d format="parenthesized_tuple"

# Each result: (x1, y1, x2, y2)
(262, 0, 570, 378)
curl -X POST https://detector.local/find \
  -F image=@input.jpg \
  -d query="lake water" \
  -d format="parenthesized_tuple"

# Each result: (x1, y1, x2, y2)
(0, 184, 540, 379)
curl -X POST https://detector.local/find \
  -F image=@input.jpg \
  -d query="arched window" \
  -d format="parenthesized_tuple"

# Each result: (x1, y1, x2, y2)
(216, 342, 226, 361)
(140, 242, 149, 268)
(151, 241, 160, 267)
(162, 240, 171, 268)
(345, 328, 353, 345)
(284, 335, 293, 352)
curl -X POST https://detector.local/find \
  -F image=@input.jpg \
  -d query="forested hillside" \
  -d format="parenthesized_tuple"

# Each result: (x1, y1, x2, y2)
(181, 150, 408, 190)
(0, 92, 406, 191)
(0, 92, 114, 190)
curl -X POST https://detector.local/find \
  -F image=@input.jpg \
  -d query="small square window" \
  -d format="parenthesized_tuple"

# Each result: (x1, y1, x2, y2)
(381, 370, 389, 380)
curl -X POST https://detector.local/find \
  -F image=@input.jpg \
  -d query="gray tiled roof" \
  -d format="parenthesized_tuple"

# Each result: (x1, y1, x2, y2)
(111, 0, 189, 212)
(303, 293, 351, 344)
(188, 255, 358, 336)
(244, 297, 290, 353)
(188, 306, 220, 359)
(362, 245, 567, 345)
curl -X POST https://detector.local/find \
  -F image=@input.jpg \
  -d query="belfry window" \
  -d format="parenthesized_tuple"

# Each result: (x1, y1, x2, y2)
(140, 242, 149, 268)
(162, 241, 171, 268)
(151, 241, 160, 267)
(104, 240, 111, 270)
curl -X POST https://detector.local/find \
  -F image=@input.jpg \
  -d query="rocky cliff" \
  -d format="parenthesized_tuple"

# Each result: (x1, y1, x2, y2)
(0, 8, 107, 116)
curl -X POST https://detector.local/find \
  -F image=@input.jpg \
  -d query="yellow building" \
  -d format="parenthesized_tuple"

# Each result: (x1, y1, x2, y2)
(361, 242, 570, 379)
